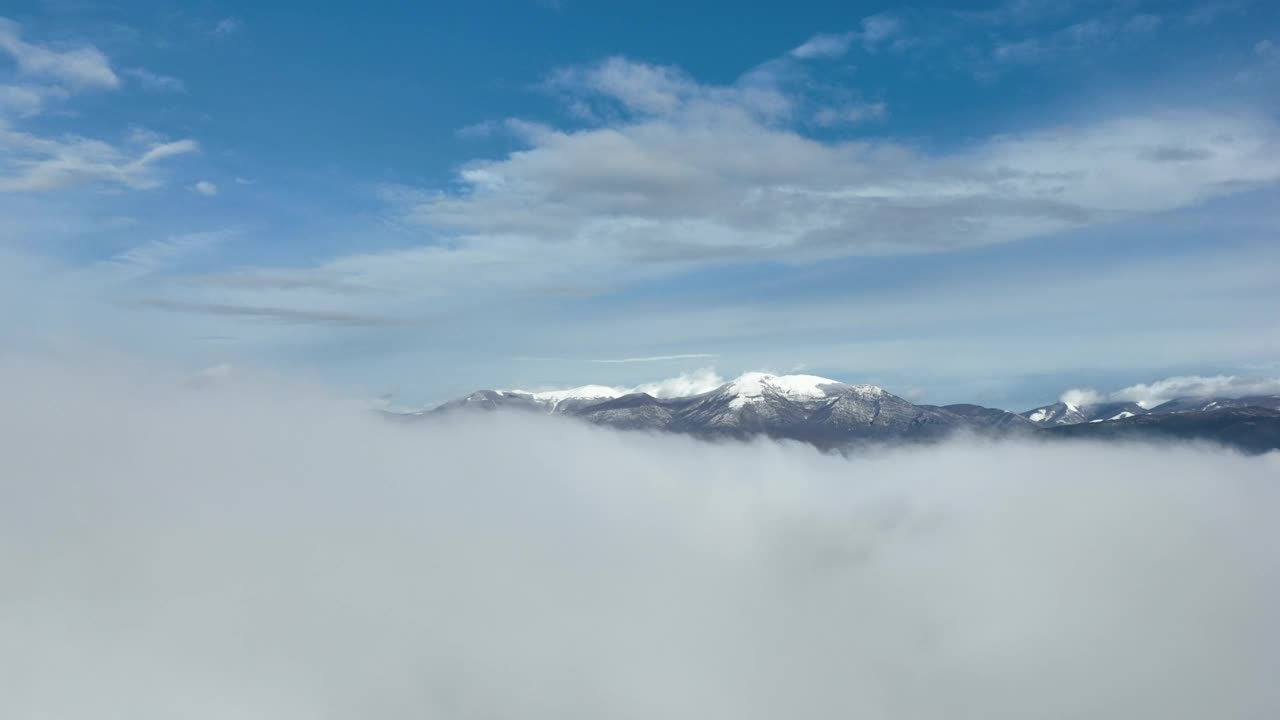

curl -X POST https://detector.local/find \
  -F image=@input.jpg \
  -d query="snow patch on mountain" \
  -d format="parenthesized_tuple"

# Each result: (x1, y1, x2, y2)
(528, 385, 624, 404)
(722, 372, 850, 408)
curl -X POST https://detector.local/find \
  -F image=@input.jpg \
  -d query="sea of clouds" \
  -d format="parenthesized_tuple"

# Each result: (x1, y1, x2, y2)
(3, 355, 1279, 719)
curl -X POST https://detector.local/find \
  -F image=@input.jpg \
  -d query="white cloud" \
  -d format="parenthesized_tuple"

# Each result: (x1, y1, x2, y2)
(812, 101, 886, 126)
(0, 83, 66, 117)
(505, 367, 725, 401)
(993, 38, 1046, 63)
(548, 57, 694, 116)
(193, 180, 218, 196)
(791, 13, 903, 59)
(124, 67, 185, 93)
(1111, 375, 1280, 408)
(405, 73, 1280, 264)
(545, 56, 790, 122)
(791, 32, 858, 60)
(0, 128, 198, 192)
(3, 357, 1280, 719)
(212, 17, 242, 37)
(1059, 387, 1107, 407)
(629, 367, 725, 397)
(1048, 375, 1280, 410)
(0, 17, 119, 90)
(103, 231, 228, 279)
(983, 10, 1172, 72)
(860, 13, 903, 46)
(1186, 1, 1246, 26)
(1254, 39, 1279, 68)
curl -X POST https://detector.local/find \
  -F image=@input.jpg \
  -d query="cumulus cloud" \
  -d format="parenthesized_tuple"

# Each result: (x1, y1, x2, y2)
(0, 17, 119, 90)
(2, 356, 1279, 719)
(629, 366, 725, 397)
(193, 180, 218, 196)
(1059, 387, 1106, 407)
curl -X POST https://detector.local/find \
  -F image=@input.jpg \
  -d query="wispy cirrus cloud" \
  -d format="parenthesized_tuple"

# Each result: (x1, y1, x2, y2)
(211, 17, 242, 37)
(133, 298, 397, 327)
(102, 231, 228, 279)
(790, 13, 904, 59)
(123, 67, 185, 93)
(0, 17, 119, 90)
(592, 353, 717, 364)
(0, 127, 198, 191)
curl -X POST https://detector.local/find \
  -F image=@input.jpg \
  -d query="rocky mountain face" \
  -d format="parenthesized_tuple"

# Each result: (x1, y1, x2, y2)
(416, 373, 1280, 453)
(1020, 400, 1146, 426)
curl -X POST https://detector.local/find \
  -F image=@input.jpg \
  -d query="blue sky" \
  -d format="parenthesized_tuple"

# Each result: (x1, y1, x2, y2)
(1, 0, 1278, 410)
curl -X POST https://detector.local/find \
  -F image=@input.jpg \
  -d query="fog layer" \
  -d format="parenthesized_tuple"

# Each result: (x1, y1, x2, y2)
(2, 359, 1279, 719)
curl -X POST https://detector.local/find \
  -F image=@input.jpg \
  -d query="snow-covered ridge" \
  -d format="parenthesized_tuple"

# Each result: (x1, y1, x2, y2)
(720, 372, 867, 408)
(495, 372, 875, 412)
(525, 385, 624, 403)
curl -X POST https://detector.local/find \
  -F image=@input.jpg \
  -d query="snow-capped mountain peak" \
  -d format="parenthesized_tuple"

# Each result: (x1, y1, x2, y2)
(526, 385, 623, 404)
(719, 372, 853, 408)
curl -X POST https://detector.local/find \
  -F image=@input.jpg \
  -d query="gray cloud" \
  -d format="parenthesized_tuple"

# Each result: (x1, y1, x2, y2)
(2, 357, 1279, 719)
(592, 353, 717, 364)
(1139, 144, 1214, 163)
(134, 298, 396, 327)
(182, 269, 382, 295)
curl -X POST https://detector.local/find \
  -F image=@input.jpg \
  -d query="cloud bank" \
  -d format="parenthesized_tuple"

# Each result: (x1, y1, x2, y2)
(1060, 374, 1280, 408)
(2, 356, 1279, 719)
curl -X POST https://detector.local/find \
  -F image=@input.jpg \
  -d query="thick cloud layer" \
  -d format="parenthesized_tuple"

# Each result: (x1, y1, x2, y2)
(3, 357, 1279, 719)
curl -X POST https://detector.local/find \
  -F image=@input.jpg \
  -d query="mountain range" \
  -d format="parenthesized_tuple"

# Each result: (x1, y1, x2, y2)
(405, 372, 1280, 453)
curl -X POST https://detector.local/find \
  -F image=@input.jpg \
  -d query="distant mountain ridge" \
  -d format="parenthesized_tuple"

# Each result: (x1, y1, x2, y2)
(409, 372, 1280, 453)
(1020, 395, 1280, 426)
